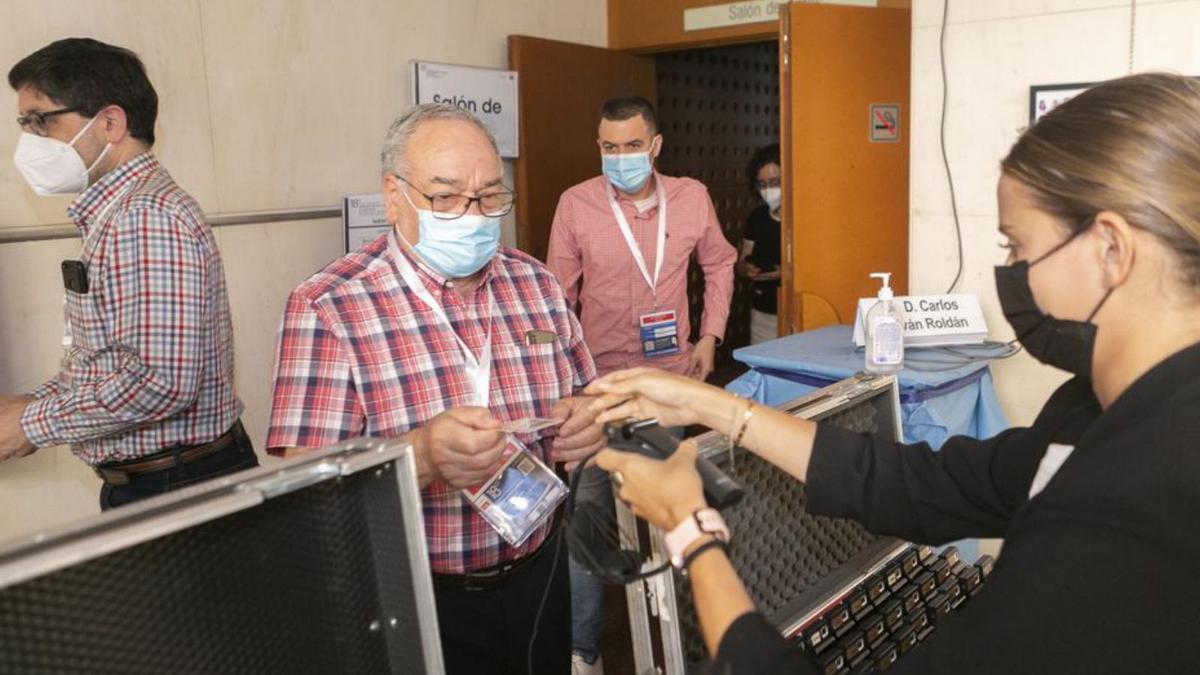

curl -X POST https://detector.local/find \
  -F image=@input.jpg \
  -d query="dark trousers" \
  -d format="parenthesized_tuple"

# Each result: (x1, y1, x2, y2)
(434, 533, 572, 675)
(98, 422, 259, 510)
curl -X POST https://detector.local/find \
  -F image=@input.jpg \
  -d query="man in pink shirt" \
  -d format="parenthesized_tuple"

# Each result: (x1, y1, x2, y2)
(547, 96, 735, 675)
(547, 96, 736, 384)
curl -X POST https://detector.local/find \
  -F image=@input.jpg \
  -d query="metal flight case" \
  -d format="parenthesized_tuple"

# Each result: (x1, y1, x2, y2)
(0, 438, 445, 675)
(619, 374, 975, 675)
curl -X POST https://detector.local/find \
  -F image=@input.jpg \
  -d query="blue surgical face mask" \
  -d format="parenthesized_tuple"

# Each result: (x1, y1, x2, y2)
(401, 190, 501, 278)
(602, 150, 654, 193)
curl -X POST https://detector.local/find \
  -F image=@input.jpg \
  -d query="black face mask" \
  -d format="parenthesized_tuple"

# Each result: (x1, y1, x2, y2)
(994, 222, 1114, 380)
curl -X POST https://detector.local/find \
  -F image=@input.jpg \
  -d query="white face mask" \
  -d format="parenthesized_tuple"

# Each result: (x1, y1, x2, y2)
(759, 186, 782, 211)
(12, 114, 112, 196)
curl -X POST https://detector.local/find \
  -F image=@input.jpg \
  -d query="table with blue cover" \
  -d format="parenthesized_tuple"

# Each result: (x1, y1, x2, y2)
(726, 325, 1011, 561)
(727, 325, 1009, 448)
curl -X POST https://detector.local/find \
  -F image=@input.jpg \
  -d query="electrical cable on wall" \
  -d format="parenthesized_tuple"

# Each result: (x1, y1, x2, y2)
(939, 0, 964, 294)
(1128, 0, 1137, 74)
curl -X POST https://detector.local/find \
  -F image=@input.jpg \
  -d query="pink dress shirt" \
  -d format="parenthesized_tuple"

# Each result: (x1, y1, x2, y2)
(547, 172, 736, 376)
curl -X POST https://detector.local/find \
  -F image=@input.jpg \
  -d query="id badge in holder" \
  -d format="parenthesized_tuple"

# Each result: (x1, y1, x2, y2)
(639, 309, 681, 359)
(462, 443, 567, 547)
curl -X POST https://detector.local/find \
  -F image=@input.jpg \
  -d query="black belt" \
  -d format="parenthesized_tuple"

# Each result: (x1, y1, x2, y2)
(433, 535, 554, 590)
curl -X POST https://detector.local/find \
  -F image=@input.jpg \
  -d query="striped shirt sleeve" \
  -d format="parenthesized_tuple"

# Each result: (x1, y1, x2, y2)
(265, 290, 364, 452)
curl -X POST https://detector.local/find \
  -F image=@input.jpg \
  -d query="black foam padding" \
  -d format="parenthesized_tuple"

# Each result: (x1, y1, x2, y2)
(670, 387, 895, 664)
(0, 465, 429, 674)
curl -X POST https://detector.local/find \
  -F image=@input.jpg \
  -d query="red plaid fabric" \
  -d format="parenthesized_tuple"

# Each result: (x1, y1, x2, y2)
(20, 153, 242, 464)
(266, 233, 595, 574)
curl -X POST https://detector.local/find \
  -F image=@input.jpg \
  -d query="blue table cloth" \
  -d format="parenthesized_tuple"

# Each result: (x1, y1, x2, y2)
(726, 325, 1009, 448)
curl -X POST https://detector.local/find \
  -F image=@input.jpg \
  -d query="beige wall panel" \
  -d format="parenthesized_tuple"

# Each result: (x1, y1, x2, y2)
(0, 0, 219, 227)
(213, 217, 344, 453)
(199, 0, 606, 213)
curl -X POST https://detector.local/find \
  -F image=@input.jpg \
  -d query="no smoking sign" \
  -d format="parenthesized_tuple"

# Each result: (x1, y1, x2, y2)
(869, 103, 901, 143)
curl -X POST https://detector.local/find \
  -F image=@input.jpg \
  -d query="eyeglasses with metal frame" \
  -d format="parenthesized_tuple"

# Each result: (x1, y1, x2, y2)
(394, 174, 516, 220)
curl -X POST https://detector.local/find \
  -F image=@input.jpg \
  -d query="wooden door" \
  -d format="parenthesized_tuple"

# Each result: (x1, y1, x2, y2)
(779, 4, 911, 333)
(507, 36, 656, 261)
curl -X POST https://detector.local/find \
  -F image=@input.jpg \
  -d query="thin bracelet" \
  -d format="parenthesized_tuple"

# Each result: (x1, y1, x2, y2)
(727, 401, 755, 471)
(682, 539, 728, 575)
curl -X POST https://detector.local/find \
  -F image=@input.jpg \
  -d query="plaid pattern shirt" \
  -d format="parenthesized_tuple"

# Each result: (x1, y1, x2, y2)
(266, 233, 596, 574)
(20, 153, 242, 465)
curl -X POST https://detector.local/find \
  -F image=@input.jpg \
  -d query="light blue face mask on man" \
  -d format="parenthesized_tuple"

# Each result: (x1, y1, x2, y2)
(401, 190, 501, 278)
(602, 151, 654, 193)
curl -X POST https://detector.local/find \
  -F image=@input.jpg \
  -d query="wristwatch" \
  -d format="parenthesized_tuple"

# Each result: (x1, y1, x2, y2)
(664, 508, 730, 569)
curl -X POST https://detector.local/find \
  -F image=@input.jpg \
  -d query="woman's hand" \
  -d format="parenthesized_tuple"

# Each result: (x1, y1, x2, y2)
(595, 439, 708, 532)
(585, 367, 732, 429)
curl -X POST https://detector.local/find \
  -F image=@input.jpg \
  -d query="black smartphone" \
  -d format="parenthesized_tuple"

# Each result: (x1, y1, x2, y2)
(61, 260, 89, 294)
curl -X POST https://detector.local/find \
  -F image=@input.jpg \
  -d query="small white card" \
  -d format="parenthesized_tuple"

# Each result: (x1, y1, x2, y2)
(502, 417, 561, 434)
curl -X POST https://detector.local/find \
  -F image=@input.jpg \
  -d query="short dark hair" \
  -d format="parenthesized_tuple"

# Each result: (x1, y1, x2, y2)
(746, 143, 781, 194)
(9, 38, 158, 146)
(599, 96, 658, 136)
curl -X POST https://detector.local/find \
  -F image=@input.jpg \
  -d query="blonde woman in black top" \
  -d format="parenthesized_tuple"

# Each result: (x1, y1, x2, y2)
(587, 73, 1200, 674)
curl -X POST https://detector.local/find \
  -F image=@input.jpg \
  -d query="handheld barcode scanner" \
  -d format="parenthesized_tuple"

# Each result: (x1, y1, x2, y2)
(604, 419, 745, 509)
(564, 419, 745, 585)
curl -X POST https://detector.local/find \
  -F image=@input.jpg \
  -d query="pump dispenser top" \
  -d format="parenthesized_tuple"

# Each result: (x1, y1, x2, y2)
(870, 272, 894, 300)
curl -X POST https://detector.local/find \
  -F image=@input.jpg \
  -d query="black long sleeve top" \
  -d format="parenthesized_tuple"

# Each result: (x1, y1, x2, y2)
(712, 343, 1200, 674)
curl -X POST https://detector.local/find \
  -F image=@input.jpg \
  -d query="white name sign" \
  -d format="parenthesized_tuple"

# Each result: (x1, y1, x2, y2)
(852, 294, 988, 348)
(683, 0, 878, 32)
(343, 193, 389, 254)
(412, 61, 519, 158)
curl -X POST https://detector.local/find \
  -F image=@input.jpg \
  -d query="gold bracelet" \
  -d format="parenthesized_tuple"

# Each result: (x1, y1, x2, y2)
(726, 400, 755, 471)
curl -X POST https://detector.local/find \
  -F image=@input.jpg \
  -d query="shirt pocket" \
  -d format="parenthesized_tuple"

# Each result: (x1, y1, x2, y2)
(490, 335, 572, 413)
(64, 287, 109, 355)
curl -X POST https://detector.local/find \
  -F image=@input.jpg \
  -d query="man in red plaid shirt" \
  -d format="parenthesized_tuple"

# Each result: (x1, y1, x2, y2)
(0, 39, 255, 508)
(266, 104, 604, 675)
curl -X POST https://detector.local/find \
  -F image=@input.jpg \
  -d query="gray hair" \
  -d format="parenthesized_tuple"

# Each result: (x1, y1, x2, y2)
(379, 103, 500, 176)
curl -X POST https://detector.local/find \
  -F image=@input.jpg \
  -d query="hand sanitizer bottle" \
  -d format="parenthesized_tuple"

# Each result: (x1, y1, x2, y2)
(865, 272, 904, 374)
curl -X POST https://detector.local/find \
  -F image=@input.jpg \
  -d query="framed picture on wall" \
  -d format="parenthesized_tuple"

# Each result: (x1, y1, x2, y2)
(1029, 82, 1094, 124)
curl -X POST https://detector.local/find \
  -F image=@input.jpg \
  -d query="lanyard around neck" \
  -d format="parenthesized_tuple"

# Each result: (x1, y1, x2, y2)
(607, 178, 667, 300)
(391, 237, 495, 407)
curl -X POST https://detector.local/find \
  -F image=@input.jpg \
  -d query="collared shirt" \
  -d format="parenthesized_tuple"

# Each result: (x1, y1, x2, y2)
(20, 153, 242, 465)
(547, 172, 736, 376)
(266, 233, 595, 574)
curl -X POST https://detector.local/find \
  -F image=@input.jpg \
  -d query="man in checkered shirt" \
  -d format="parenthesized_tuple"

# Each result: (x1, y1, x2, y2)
(0, 39, 255, 509)
(266, 104, 604, 675)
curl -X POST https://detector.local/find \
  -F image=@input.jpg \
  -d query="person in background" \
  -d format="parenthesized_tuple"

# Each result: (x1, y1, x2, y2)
(547, 95, 737, 674)
(740, 143, 782, 345)
(0, 38, 255, 508)
(266, 104, 603, 675)
(586, 73, 1200, 674)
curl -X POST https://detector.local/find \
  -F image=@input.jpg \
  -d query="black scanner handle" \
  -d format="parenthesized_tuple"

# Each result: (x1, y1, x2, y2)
(603, 420, 745, 510)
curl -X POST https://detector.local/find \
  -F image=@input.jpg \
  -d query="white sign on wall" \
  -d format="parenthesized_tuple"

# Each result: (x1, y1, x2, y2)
(683, 0, 878, 32)
(1029, 82, 1093, 124)
(343, 193, 389, 254)
(412, 61, 519, 158)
